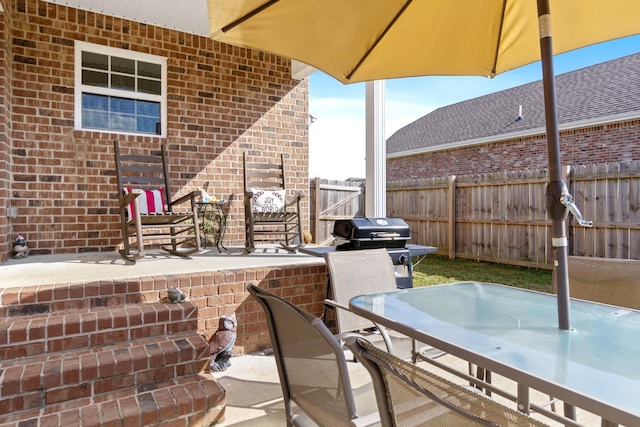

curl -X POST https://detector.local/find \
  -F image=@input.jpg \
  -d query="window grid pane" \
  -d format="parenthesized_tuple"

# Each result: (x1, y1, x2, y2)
(79, 45, 163, 135)
(82, 94, 160, 135)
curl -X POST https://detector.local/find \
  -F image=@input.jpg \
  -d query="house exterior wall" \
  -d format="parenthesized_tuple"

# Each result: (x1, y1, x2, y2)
(387, 119, 640, 181)
(0, 0, 309, 261)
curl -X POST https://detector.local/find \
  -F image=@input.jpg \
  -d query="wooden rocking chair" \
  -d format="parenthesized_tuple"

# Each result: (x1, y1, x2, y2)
(243, 152, 305, 253)
(114, 141, 201, 262)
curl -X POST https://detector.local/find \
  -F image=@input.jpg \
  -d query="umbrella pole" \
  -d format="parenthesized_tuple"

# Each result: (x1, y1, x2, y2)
(537, 0, 571, 331)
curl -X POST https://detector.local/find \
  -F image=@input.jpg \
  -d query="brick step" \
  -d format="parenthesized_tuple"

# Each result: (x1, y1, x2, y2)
(0, 331, 210, 416)
(0, 302, 198, 361)
(0, 277, 177, 318)
(0, 372, 225, 427)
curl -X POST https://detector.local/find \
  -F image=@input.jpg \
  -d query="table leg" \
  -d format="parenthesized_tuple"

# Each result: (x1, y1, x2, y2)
(517, 383, 530, 414)
(214, 204, 228, 251)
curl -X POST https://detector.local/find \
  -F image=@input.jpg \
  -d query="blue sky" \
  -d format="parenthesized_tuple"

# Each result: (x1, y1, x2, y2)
(308, 35, 640, 180)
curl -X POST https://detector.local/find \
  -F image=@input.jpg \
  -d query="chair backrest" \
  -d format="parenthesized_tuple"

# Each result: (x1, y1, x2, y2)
(246, 284, 366, 426)
(556, 256, 640, 310)
(243, 152, 287, 192)
(324, 248, 398, 334)
(114, 141, 172, 211)
(347, 337, 549, 427)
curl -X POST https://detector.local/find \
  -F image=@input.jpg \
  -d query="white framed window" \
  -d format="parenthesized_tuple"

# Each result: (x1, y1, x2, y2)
(74, 41, 167, 137)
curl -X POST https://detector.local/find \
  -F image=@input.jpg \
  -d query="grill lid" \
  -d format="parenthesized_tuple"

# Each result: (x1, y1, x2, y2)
(332, 217, 410, 250)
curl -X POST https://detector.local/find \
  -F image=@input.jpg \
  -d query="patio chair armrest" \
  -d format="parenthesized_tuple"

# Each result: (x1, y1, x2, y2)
(169, 190, 201, 207)
(324, 298, 350, 312)
(325, 298, 395, 354)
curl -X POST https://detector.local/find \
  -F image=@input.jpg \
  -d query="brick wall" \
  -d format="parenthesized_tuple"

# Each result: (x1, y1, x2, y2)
(387, 119, 640, 182)
(0, 0, 11, 262)
(1, 0, 309, 260)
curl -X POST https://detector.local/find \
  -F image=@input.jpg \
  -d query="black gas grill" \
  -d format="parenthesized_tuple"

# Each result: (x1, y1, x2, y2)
(332, 217, 413, 288)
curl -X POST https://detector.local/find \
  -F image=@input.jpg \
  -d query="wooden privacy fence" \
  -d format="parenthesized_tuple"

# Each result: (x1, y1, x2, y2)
(387, 161, 640, 268)
(309, 178, 365, 244)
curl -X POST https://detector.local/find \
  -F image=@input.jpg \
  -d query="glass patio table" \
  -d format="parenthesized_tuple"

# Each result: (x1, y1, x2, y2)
(349, 282, 640, 427)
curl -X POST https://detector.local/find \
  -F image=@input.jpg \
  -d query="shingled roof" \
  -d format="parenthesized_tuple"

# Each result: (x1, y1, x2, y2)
(387, 52, 640, 156)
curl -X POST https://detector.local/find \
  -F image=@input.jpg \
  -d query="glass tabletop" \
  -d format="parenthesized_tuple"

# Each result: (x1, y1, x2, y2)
(350, 282, 640, 424)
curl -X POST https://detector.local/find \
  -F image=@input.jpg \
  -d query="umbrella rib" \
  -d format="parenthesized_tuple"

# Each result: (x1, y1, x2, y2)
(490, 0, 508, 77)
(221, 0, 280, 33)
(346, 0, 414, 81)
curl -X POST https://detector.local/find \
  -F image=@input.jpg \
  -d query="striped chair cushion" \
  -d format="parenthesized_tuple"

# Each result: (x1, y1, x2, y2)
(124, 188, 166, 217)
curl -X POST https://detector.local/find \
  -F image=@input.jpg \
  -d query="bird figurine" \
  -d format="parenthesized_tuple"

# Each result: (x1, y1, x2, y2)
(209, 313, 237, 372)
(167, 287, 187, 303)
(12, 234, 29, 259)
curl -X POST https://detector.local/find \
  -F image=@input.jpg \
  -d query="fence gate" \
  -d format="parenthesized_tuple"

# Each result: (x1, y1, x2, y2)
(309, 178, 365, 244)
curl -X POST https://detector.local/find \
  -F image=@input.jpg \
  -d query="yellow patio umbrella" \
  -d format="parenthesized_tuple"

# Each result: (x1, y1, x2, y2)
(208, 0, 640, 330)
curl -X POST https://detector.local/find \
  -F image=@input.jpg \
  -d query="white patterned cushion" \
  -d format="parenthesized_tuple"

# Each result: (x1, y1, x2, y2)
(251, 189, 285, 213)
(124, 188, 165, 217)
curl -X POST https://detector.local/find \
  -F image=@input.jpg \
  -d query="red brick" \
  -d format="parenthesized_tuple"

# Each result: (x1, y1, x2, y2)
(112, 310, 128, 328)
(127, 307, 143, 326)
(118, 396, 141, 426)
(153, 388, 177, 421)
(64, 313, 81, 334)
(8, 320, 28, 343)
(47, 316, 64, 338)
(169, 385, 192, 416)
(80, 312, 97, 333)
(159, 340, 179, 365)
(39, 413, 60, 427)
(137, 392, 159, 425)
(97, 351, 116, 377)
(114, 348, 133, 375)
(99, 399, 122, 427)
(80, 353, 99, 381)
(62, 357, 80, 384)
(2, 366, 24, 395)
(59, 409, 81, 426)
(80, 403, 101, 427)
(96, 310, 113, 330)
(130, 345, 149, 371)
(48, 335, 89, 353)
(42, 360, 62, 388)
(184, 381, 207, 412)
(28, 317, 47, 340)
(21, 363, 43, 392)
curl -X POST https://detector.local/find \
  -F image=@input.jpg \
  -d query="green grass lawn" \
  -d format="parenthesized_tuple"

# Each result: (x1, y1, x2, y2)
(412, 255, 553, 293)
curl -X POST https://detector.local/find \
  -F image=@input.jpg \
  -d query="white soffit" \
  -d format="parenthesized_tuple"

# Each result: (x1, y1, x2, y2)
(43, 0, 210, 36)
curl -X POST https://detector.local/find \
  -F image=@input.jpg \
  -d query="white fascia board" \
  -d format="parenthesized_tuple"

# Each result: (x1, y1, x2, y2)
(291, 60, 316, 80)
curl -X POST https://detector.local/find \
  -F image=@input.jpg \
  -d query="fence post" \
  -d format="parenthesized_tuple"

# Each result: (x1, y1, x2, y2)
(564, 165, 572, 256)
(448, 175, 457, 259)
(313, 178, 321, 244)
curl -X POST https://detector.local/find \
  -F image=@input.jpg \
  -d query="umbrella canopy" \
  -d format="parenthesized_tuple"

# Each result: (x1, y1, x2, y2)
(209, 0, 640, 84)
(208, 0, 640, 330)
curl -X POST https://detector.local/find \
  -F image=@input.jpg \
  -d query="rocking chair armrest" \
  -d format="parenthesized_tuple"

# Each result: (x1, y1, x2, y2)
(120, 191, 141, 208)
(169, 190, 201, 207)
(285, 190, 305, 207)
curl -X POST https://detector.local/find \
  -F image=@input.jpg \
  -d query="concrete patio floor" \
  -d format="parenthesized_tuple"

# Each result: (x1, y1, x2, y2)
(0, 247, 602, 426)
(212, 345, 602, 427)
(0, 246, 321, 289)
